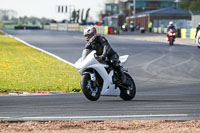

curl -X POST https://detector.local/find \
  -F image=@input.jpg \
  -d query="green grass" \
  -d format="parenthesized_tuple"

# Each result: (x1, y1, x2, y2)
(0, 31, 5, 35)
(0, 36, 81, 92)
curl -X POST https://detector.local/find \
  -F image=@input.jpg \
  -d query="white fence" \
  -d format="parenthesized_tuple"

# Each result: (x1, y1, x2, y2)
(44, 23, 109, 35)
(192, 15, 200, 28)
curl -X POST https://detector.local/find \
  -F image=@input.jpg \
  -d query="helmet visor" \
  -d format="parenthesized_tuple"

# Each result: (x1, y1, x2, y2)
(84, 33, 94, 41)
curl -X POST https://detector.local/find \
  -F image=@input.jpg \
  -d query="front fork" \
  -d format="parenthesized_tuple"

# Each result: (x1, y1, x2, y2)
(83, 71, 99, 91)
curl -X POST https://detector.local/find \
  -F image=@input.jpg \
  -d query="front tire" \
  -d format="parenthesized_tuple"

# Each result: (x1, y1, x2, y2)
(119, 73, 136, 101)
(169, 38, 174, 45)
(81, 74, 101, 101)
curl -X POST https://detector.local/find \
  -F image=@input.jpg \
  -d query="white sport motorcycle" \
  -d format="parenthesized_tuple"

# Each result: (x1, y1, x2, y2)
(74, 49, 136, 101)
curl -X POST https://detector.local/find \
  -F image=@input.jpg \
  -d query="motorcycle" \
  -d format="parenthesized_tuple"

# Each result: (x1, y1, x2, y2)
(196, 30, 200, 48)
(74, 49, 136, 101)
(121, 24, 128, 32)
(168, 29, 176, 45)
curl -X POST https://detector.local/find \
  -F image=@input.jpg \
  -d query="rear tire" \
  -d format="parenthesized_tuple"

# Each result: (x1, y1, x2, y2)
(119, 73, 136, 101)
(81, 74, 101, 101)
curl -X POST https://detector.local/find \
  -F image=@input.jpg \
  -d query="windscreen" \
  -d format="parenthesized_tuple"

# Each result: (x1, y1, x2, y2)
(81, 49, 92, 61)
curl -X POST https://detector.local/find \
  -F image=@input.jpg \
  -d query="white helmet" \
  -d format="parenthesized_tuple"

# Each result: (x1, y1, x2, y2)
(169, 21, 173, 25)
(83, 26, 97, 43)
(198, 23, 200, 26)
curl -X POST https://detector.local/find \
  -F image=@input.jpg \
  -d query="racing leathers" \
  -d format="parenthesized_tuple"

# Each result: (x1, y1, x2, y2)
(84, 35, 126, 83)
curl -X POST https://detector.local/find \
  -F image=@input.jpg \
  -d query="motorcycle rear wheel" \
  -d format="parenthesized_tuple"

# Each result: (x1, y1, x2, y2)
(119, 73, 136, 101)
(81, 74, 101, 101)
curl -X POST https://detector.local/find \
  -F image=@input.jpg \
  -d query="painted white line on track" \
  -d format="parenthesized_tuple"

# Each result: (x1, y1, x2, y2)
(0, 117, 11, 119)
(8, 34, 75, 67)
(21, 114, 188, 119)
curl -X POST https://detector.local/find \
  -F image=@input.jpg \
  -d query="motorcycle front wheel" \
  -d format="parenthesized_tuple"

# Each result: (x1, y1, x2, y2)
(119, 73, 136, 101)
(169, 38, 174, 45)
(81, 74, 101, 101)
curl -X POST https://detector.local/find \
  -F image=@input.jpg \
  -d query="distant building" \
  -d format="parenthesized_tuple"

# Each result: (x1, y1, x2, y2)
(127, 7, 191, 30)
(120, 0, 177, 17)
(105, 3, 119, 16)
(102, 3, 124, 29)
(102, 0, 184, 31)
(191, 11, 200, 28)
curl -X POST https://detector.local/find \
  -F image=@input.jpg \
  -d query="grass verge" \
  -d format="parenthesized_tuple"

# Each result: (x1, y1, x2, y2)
(0, 31, 5, 35)
(0, 36, 81, 92)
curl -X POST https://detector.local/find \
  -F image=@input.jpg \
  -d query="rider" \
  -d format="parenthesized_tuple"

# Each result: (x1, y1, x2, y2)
(167, 21, 176, 32)
(167, 21, 176, 39)
(195, 23, 200, 39)
(83, 26, 126, 83)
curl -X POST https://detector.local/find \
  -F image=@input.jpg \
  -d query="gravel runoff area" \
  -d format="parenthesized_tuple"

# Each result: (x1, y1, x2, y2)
(0, 120, 200, 133)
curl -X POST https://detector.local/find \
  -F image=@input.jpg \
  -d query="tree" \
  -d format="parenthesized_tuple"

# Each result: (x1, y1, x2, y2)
(81, 9, 84, 22)
(71, 9, 77, 23)
(0, 9, 17, 21)
(85, 8, 90, 22)
(180, 0, 200, 11)
(76, 10, 80, 23)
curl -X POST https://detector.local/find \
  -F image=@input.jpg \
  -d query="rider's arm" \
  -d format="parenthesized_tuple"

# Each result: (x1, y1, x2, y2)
(100, 36, 111, 58)
(84, 42, 92, 49)
(167, 26, 170, 32)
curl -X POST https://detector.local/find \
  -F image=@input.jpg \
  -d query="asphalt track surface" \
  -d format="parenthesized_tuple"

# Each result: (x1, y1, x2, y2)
(1, 30, 200, 121)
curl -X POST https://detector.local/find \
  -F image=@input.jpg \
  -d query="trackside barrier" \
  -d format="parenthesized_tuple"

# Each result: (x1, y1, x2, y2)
(164, 28, 168, 34)
(58, 23, 68, 31)
(181, 29, 186, 39)
(190, 28, 196, 39)
(48, 23, 79, 31)
(158, 27, 162, 33)
(153, 27, 197, 39)
(44, 25, 50, 30)
(50, 23, 58, 30)
(67, 23, 79, 31)
(153, 28, 158, 33)
(79, 26, 109, 35)
(46, 24, 109, 35)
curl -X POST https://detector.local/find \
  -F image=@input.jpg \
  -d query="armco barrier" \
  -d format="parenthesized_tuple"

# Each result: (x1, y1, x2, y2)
(153, 27, 196, 39)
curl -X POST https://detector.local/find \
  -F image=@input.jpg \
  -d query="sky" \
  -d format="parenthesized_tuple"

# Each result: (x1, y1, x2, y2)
(0, 0, 106, 21)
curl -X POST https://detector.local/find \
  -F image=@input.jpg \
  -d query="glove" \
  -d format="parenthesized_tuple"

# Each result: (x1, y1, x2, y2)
(96, 56, 105, 61)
